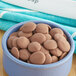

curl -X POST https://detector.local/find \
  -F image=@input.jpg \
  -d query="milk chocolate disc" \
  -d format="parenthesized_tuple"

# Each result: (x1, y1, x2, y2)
(22, 22, 36, 33)
(29, 51, 46, 64)
(36, 23, 49, 34)
(30, 33, 46, 44)
(11, 47, 19, 59)
(50, 48, 62, 57)
(58, 40, 70, 52)
(17, 37, 30, 48)
(28, 42, 41, 52)
(19, 49, 30, 61)
(44, 40, 57, 50)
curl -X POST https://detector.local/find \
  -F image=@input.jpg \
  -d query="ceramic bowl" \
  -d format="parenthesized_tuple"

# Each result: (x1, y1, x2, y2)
(2, 21, 75, 76)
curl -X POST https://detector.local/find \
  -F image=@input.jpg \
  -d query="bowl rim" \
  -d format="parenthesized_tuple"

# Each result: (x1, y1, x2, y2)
(2, 20, 75, 69)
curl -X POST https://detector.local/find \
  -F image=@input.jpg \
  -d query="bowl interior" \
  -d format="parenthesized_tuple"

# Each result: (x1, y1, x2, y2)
(2, 20, 75, 69)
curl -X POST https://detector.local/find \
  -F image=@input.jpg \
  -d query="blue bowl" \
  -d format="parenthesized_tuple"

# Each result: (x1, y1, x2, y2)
(2, 21, 75, 76)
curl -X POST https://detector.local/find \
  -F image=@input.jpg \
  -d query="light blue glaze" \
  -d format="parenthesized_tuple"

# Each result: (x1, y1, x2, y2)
(2, 21, 75, 76)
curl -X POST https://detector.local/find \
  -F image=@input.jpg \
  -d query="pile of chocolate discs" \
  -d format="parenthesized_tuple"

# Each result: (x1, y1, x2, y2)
(7, 22, 70, 65)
